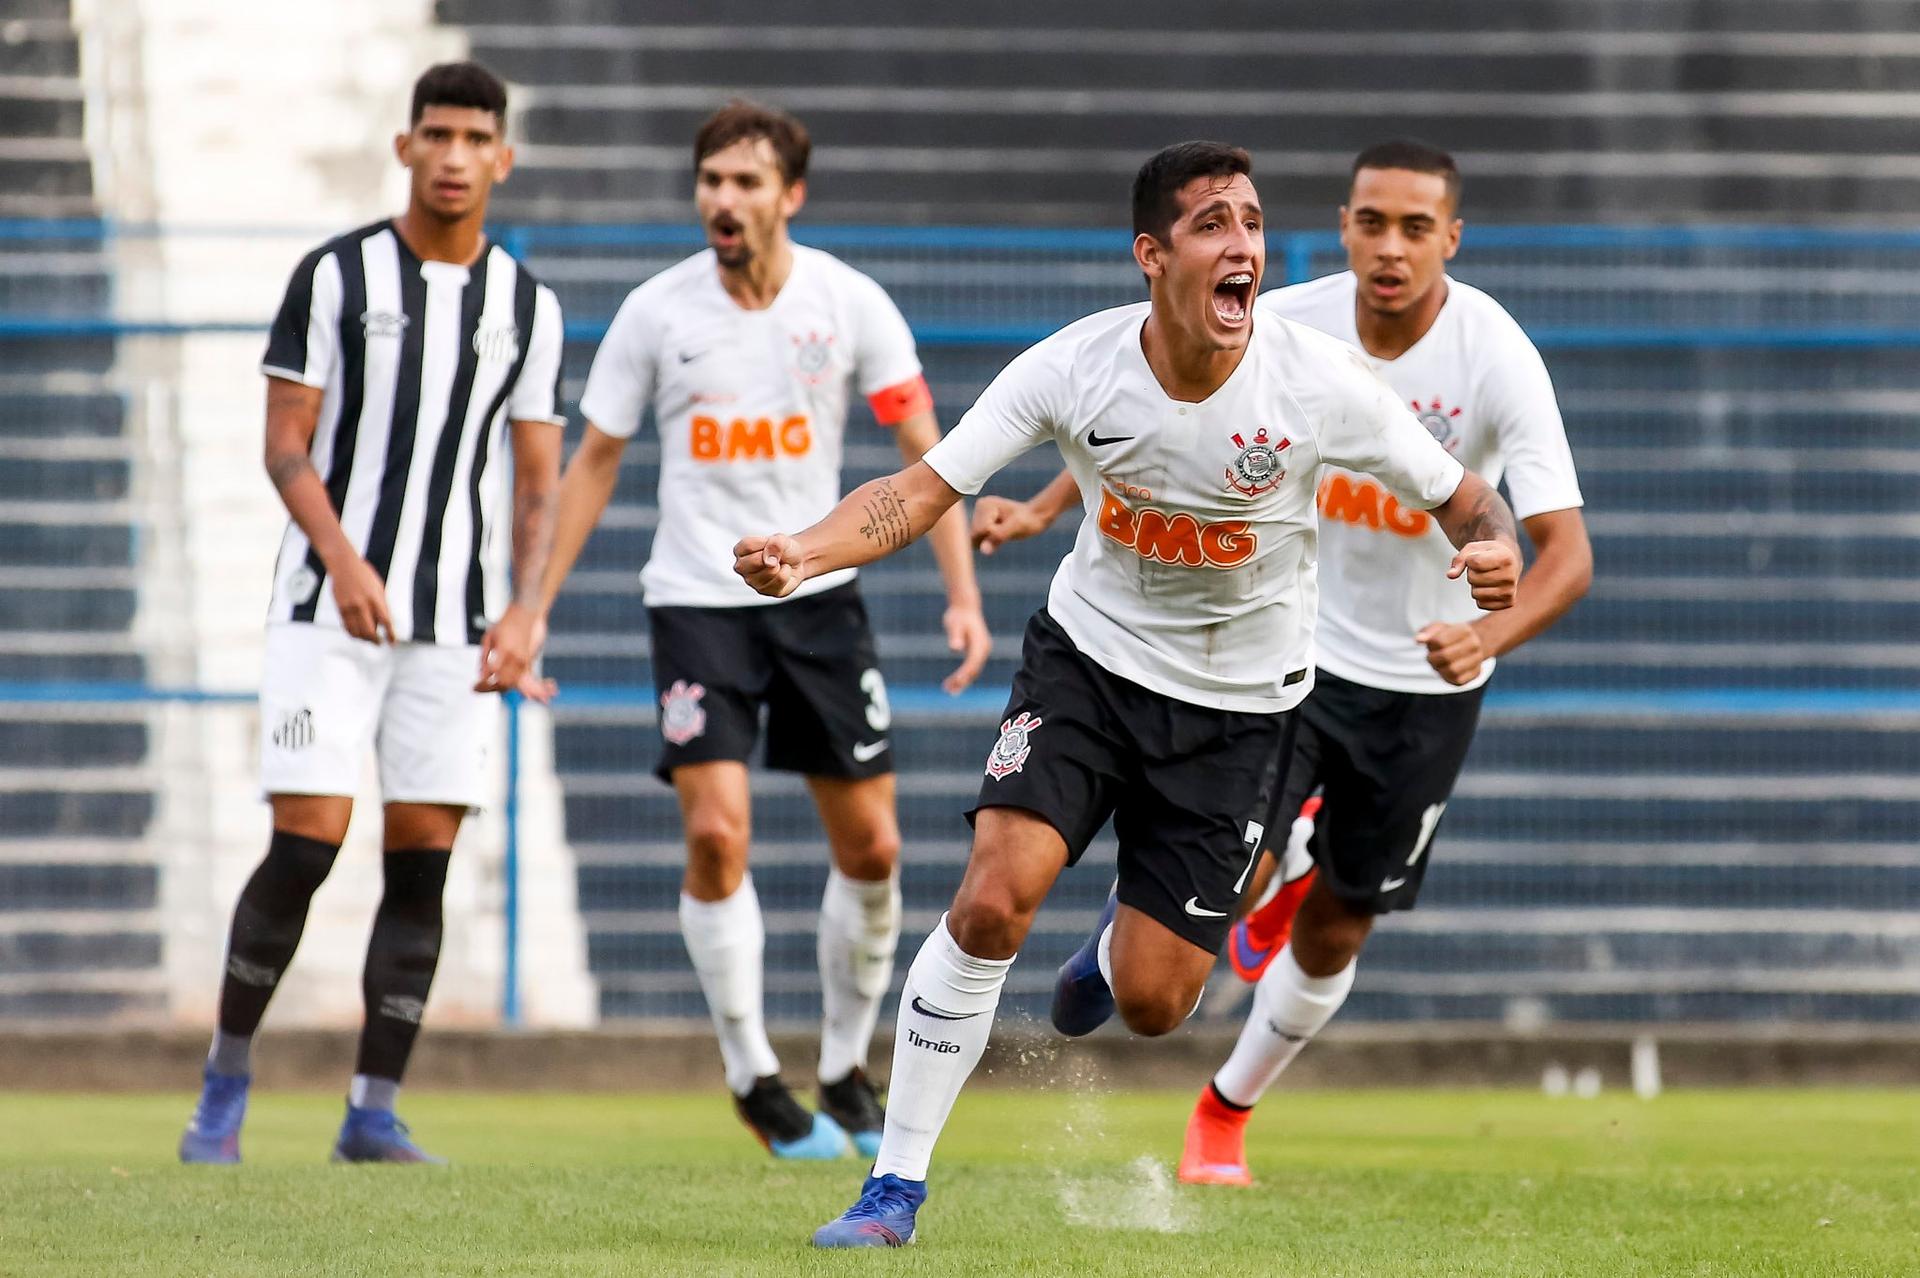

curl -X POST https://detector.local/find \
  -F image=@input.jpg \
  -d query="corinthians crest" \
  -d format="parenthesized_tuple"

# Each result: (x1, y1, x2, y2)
(1413, 397, 1465, 452)
(1225, 427, 1290, 497)
(791, 330, 836, 385)
(659, 679, 708, 746)
(985, 711, 1043, 780)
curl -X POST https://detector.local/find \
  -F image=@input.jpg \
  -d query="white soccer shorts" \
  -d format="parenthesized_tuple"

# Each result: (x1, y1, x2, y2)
(257, 621, 499, 809)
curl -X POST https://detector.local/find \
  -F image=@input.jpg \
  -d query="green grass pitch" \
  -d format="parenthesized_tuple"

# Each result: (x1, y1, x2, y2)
(3, 1088, 1915, 1276)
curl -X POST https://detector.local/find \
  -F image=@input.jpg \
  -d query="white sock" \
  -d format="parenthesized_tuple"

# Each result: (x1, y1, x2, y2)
(817, 867, 902, 1083)
(870, 914, 1012, 1182)
(1211, 944, 1354, 1108)
(679, 875, 780, 1095)
(348, 1073, 399, 1112)
(1095, 919, 1115, 987)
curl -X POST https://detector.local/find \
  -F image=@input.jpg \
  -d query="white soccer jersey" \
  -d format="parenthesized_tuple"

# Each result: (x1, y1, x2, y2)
(1261, 273, 1584, 694)
(923, 303, 1465, 713)
(261, 221, 566, 645)
(581, 244, 929, 608)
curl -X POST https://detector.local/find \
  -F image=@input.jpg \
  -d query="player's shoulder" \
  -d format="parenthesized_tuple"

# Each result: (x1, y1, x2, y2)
(622, 250, 716, 307)
(1046, 300, 1152, 352)
(792, 244, 900, 308)
(1443, 278, 1539, 350)
(286, 219, 389, 278)
(1256, 270, 1355, 321)
(1256, 307, 1365, 365)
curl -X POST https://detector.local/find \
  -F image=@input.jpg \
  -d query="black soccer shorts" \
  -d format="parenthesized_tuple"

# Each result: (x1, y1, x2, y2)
(1265, 668, 1486, 914)
(646, 582, 894, 783)
(965, 609, 1293, 953)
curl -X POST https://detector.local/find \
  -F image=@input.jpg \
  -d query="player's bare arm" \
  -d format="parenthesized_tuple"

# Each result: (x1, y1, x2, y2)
(892, 408, 992, 693)
(972, 468, 1081, 554)
(263, 375, 394, 644)
(1416, 506, 1591, 685)
(1426, 469, 1522, 610)
(476, 419, 563, 696)
(734, 461, 962, 598)
(517, 423, 631, 700)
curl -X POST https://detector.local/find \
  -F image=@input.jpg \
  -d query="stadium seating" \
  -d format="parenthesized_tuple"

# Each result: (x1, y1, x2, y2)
(0, 4, 160, 1019)
(438, 2, 1920, 1029)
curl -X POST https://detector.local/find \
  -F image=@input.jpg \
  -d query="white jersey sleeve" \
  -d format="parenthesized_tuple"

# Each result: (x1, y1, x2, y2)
(261, 247, 343, 388)
(848, 274, 924, 399)
(577, 285, 661, 440)
(1480, 335, 1583, 521)
(1317, 347, 1465, 511)
(507, 284, 567, 426)
(921, 339, 1063, 495)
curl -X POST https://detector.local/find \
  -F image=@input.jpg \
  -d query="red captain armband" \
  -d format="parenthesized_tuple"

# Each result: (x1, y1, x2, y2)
(867, 374, 934, 426)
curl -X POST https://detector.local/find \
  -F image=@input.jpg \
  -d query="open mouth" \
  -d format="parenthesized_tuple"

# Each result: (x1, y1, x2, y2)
(708, 215, 744, 251)
(1369, 270, 1407, 299)
(1213, 272, 1254, 326)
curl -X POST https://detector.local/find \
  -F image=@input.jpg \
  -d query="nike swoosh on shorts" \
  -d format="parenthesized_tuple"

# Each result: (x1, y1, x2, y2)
(1183, 897, 1228, 918)
(852, 740, 888, 762)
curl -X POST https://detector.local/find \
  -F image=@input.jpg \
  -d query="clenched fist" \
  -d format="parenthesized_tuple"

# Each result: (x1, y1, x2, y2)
(733, 533, 806, 597)
(1447, 540, 1520, 611)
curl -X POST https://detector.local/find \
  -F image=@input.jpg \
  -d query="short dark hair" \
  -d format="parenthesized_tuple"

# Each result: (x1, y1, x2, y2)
(1351, 139, 1461, 210)
(1132, 141, 1254, 244)
(411, 61, 508, 128)
(694, 99, 811, 185)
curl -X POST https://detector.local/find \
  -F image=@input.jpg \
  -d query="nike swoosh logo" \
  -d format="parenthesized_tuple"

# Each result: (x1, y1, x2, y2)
(910, 995, 981, 1021)
(1183, 897, 1228, 918)
(1380, 876, 1407, 892)
(852, 739, 888, 762)
(1087, 431, 1134, 446)
(678, 349, 706, 364)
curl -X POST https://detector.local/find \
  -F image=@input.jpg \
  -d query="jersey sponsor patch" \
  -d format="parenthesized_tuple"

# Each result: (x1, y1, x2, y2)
(659, 679, 709, 745)
(1318, 473, 1432, 539)
(1097, 487, 1258, 568)
(985, 711, 1042, 780)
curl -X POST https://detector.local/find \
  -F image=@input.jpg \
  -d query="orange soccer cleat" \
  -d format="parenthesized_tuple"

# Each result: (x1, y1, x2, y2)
(1177, 1084, 1254, 1186)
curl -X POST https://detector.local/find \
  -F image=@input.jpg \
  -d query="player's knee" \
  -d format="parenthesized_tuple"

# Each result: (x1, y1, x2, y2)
(1113, 983, 1193, 1038)
(946, 884, 1032, 959)
(682, 811, 748, 881)
(834, 824, 900, 881)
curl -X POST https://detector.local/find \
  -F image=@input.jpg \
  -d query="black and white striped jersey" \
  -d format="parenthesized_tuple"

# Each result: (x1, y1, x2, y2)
(260, 219, 566, 645)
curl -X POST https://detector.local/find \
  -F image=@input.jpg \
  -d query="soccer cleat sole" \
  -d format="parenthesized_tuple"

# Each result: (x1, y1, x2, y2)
(1177, 1158, 1254, 1187)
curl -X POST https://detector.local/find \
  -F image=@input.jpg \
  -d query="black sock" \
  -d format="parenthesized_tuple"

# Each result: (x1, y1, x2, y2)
(216, 830, 341, 1040)
(354, 848, 451, 1084)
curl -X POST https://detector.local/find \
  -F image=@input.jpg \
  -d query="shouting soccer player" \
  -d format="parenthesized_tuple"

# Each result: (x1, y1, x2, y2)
(974, 140, 1591, 1186)
(733, 141, 1523, 1246)
(179, 62, 565, 1164)
(531, 101, 992, 1160)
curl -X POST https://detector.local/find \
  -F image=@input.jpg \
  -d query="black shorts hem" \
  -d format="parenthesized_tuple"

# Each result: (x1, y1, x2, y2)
(963, 800, 1091, 866)
(1115, 879, 1231, 954)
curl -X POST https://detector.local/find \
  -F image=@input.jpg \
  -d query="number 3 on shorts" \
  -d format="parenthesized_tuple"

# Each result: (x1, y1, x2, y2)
(860, 668, 892, 732)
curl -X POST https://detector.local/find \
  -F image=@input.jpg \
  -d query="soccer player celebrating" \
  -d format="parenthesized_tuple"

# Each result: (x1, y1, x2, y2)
(975, 140, 1591, 1187)
(734, 141, 1523, 1247)
(178, 62, 565, 1164)
(531, 101, 992, 1160)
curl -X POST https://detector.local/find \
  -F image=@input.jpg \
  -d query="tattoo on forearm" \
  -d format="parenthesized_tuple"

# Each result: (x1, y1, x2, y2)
(858, 479, 914, 552)
(512, 487, 556, 607)
(1456, 484, 1518, 548)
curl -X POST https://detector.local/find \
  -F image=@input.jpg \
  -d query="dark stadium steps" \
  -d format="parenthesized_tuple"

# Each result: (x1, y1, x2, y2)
(0, 861, 158, 912)
(0, 586, 136, 633)
(0, 719, 149, 767)
(0, 455, 129, 501)
(0, 29, 78, 77)
(0, 928, 161, 975)
(0, 789, 155, 840)
(0, 391, 127, 439)
(1464, 717, 1920, 774)
(0, 521, 134, 568)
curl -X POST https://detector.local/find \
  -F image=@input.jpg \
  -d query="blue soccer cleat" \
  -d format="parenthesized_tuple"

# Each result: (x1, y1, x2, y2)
(735, 1075, 851, 1160)
(179, 1066, 250, 1164)
(817, 1068, 886, 1160)
(812, 1172, 927, 1248)
(1051, 887, 1119, 1037)
(330, 1103, 446, 1164)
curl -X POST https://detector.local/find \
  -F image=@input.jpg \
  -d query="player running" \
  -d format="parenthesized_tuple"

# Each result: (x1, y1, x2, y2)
(733, 141, 1523, 1247)
(978, 139, 1591, 1187)
(179, 62, 564, 1165)
(530, 101, 992, 1161)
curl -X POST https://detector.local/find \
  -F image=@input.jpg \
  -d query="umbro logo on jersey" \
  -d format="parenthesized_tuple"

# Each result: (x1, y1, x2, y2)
(852, 739, 888, 763)
(1183, 897, 1228, 918)
(1087, 430, 1134, 446)
(360, 309, 409, 339)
